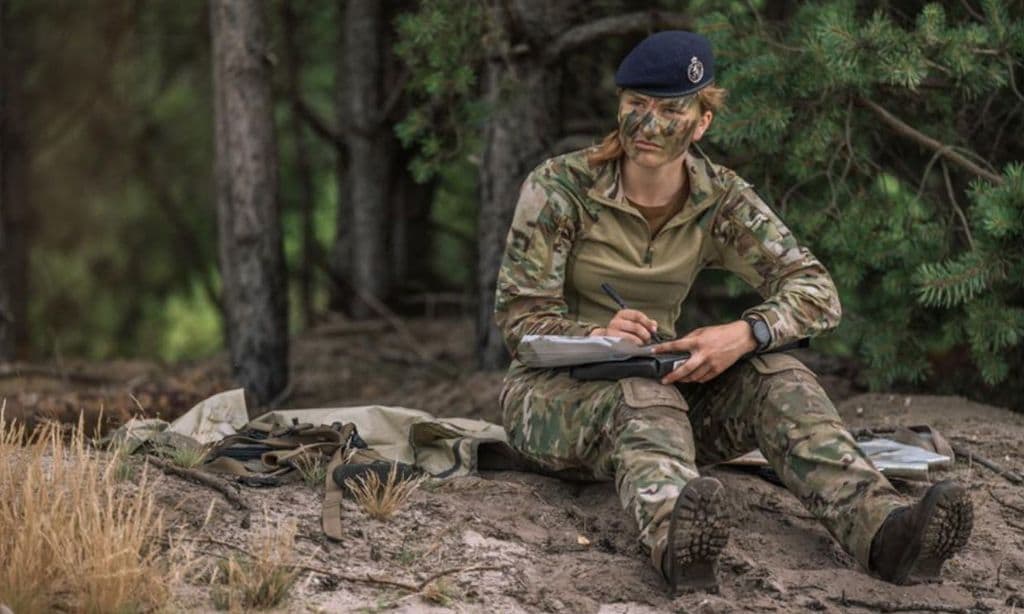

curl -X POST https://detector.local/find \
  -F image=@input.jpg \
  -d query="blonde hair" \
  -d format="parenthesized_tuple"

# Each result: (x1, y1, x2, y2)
(587, 84, 728, 167)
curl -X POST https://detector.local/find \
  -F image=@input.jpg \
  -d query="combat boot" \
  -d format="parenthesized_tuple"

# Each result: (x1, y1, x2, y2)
(869, 480, 973, 584)
(661, 476, 730, 594)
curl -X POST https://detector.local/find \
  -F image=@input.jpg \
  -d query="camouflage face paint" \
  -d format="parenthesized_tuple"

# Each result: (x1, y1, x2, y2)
(617, 91, 701, 163)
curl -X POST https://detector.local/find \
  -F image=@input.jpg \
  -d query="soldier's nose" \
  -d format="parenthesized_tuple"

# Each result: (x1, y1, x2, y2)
(640, 113, 658, 135)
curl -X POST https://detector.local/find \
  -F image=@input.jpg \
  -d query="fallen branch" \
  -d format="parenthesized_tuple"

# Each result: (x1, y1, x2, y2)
(858, 97, 1004, 185)
(197, 550, 417, 592)
(829, 595, 991, 613)
(989, 490, 1024, 515)
(145, 455, 249, 513)
(296, 563, 419, 592)
(415, 564, 507, 591)
(952, 443, 1024, 486)
(181, 536, 421, 592)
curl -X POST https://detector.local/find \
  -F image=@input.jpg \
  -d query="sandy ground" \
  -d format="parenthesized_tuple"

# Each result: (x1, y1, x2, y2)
(5, 317, 1023, 612)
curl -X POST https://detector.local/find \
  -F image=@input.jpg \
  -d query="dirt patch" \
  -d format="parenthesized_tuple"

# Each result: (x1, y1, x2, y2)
(5, 317, 1023, 612)
(153, 388, 1024, 612)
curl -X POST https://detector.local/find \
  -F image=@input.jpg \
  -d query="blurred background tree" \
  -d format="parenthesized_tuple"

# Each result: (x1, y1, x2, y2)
(0, 0, 1020, 409)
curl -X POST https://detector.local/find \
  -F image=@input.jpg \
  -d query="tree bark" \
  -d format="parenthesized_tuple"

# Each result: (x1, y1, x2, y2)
(343, 0, 395, 318)
(0, 0, 30, 361)
(476, 0, 576, 369)
(389, 149, 435, 295)
(0, 0, 10, 361)
(210, 0, 288, 406)
(281, 0, 316, 327)
(328, 0, 351, 313)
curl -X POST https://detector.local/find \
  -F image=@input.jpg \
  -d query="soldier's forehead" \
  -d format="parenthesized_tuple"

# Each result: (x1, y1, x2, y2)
(621, 90, 694, 106)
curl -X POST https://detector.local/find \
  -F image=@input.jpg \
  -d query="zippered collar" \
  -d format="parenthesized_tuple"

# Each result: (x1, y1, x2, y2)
(585, 147, 720, 228)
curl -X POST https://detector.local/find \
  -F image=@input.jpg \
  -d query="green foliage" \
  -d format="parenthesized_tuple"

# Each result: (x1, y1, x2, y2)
(393, 0, 486, 181)
(699, 1, 1024, 400)
(10, 0, 1023, 409)
(20, 0, 218, 362)
(917, 163, 1024, 385)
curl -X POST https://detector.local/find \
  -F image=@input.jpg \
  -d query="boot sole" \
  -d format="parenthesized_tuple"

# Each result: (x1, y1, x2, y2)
(913, 483, 973, 580)
(664, 477, 730, 594)
(890, 481, 973, 584)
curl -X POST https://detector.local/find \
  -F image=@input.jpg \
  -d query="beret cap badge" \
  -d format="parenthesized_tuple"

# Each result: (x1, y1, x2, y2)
(687, 56, 704, 84)
(614, 31, 714, 97)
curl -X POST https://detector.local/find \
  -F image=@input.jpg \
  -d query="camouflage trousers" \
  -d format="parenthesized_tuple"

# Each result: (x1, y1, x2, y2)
(500, 353, 904, 570)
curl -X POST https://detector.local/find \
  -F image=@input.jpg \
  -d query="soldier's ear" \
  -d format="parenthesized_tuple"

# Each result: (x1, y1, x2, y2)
(693, 110, 714, 142)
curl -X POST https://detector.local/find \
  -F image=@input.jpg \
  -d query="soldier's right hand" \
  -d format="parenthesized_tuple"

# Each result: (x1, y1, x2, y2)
(589, 309, 659, 345)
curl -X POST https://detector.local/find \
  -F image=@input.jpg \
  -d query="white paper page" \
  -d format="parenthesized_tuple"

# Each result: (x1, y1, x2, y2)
(518, 335, 654, 368)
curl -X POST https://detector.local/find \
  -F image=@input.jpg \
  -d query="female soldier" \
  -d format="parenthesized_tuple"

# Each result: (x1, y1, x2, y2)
(494, 31, 973, 592)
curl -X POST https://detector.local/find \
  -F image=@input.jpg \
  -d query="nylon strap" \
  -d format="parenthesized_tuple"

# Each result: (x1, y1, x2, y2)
(322, 445, 349, 541)
(199, 421, 357, 541)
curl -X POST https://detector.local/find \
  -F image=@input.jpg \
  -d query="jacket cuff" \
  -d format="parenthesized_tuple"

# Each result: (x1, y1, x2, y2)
(741, 308, 785, 351)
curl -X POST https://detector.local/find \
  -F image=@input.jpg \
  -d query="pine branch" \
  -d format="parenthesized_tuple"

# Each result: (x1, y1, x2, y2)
(915, 254, 994, 308)
(544, 11, 691, 64)
(858, 96, 1004, 185)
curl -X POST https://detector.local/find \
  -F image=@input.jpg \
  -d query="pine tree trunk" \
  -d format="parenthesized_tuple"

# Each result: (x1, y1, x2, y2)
(0, 0, 30, 361)
(0, 0, 10, 361)
(281, 0, 316, 327)
(210, 0, 288, 407)
(476, 0, 571, 369)
(389, 150, 435, 296)
(328, 0, 351, 313)
(343, 0, 394, 318)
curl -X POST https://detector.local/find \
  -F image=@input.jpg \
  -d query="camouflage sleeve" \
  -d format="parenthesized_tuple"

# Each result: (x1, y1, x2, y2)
(707, 186, 842, 350)
(494, 167, 601, 356)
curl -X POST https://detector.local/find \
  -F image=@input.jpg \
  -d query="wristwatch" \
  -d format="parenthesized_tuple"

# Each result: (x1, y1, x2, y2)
(743, 316, 771, 353)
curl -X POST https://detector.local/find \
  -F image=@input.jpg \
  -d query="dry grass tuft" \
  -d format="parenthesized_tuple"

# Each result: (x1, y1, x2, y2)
(210, 519, 299, 611)
(0, 411, 173, 613)
(168, 443, 210, 468)
(421, 579, 460, 606)
(344, 463, 424, 520)
(292, 452, 328, 488)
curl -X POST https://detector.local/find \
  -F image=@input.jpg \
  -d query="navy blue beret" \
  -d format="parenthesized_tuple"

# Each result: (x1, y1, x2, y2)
(615, 31, 715, 97)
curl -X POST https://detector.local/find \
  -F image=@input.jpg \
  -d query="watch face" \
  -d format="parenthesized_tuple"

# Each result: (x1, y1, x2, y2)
(751, 319, 770, 345)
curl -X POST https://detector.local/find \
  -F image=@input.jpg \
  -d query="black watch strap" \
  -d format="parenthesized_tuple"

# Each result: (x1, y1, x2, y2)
(743, 316, 771, 352)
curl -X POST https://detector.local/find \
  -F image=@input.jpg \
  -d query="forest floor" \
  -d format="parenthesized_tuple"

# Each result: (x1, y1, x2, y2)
(2, 316, 1023, 613)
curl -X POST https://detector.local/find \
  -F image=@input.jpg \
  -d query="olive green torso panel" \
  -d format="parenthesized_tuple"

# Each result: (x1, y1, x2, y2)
(566, 181, 719, 339)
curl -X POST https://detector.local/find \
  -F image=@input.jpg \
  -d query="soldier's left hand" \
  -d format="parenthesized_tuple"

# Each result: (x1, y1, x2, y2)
(652, 320, 757, 384)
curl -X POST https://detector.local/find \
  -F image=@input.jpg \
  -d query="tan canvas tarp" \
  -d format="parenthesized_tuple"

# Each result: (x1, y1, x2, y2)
(102, 389, 519, 478)
(248, 405, 512, 478)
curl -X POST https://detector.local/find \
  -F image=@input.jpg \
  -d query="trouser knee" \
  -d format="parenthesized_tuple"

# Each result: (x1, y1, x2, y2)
(756, 367, 839, 425)
(612, 377, 696, 465)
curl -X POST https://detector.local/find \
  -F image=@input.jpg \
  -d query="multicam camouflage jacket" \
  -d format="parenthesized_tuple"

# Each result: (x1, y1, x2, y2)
(494, 147, 842, 358)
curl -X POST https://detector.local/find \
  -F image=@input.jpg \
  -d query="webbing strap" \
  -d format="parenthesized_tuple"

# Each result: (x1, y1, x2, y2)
(212, 427, 345, 452)
(322, 445, 348, 541)
(201, 422, 356, 541)
(261, 442, 340, 469)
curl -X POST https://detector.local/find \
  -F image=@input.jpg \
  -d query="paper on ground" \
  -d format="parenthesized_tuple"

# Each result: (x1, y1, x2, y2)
(518, 334, 654, 367)
(728, 437, 951, 481)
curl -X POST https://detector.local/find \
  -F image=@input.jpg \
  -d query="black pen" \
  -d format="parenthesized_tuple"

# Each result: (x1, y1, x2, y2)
(599, 282, 669, 344)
